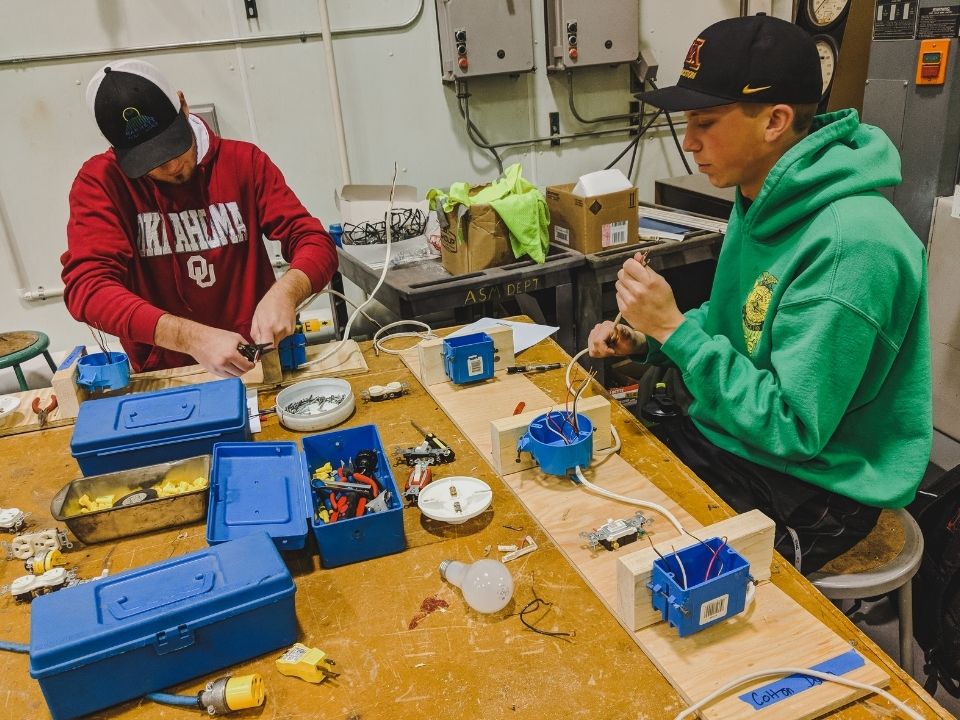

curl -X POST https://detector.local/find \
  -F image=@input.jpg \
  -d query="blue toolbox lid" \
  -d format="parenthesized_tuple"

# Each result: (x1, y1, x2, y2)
(71, 378, 247, 457)
(29, 532, 294, 679)
(206, 442, 312, 550)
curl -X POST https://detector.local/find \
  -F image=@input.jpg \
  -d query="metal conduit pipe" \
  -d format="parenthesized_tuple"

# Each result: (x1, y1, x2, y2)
(318, 0, 351, 185)
(0, 0, 424, 66)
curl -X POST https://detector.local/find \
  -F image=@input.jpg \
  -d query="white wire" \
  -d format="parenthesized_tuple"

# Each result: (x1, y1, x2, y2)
(300, 163, 398, 368)
(566, 347, 590, 396)
(593, 425, 622, 457)
(670, 544, 688, 589)
(573, 465, 685, 535)
(372, 320, 436, 356)
(316, 288, 383, 329)
(674, 667, 925, 720)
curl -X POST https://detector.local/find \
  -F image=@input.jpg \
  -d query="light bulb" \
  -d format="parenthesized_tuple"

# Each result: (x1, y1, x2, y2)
(439, 558, 514, 614)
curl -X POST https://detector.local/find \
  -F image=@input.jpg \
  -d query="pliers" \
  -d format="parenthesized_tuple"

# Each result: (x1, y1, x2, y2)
(237, 342, 274, 363)
(32, 395, 58, 428)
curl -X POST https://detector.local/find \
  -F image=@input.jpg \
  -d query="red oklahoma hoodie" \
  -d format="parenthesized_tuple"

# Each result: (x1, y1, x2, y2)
(61, 118, 337, 372)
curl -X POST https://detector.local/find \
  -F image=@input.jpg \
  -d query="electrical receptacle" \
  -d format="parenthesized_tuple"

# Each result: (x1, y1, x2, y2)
(549, 112, 560, 147)
(629, 101, 640, 137)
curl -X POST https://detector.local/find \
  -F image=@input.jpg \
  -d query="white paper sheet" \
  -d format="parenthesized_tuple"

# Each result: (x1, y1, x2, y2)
(444, 317, 559, 355)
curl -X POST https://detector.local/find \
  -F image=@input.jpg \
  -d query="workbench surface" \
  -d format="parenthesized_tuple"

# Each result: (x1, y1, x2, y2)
(0, 330, 948, 720)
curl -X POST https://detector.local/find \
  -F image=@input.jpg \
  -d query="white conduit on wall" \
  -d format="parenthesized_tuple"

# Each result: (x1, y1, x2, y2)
(318, 0, 352, 186)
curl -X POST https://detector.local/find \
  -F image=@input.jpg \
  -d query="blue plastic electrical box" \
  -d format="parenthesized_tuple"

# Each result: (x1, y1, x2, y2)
(70, 378, 249, 476)
(29, 532, 296, 720)
(206, 424, 405, 567)
(443, 332, 495, 384)
(278, 332, 307, 370)
(648, 538, 751, 637)
(518, 411, 593, 476)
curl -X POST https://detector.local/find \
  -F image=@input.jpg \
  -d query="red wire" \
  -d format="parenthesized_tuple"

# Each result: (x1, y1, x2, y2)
(546, 411, 570, 444)
(704, 540, 726, 582)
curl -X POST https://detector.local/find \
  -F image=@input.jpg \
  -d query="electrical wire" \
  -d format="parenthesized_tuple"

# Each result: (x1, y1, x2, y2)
(372, 320, 436, 356)
(674, 667, 925, 720)
(573, 465, 685, 535)
(455, 79, 504, 174)
(300, 163, 398, 368)
(143, 692, 200, 709)
(649, 79, 693, 175)
(704, 538, 727, 582)
(670, 544, 688, 589)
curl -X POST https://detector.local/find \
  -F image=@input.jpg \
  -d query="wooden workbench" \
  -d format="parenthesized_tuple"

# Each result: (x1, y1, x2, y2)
(0, 330, 949, 719)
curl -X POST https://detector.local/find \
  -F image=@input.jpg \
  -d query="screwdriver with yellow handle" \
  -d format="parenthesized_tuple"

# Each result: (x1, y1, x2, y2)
(410, 420, 453, 457)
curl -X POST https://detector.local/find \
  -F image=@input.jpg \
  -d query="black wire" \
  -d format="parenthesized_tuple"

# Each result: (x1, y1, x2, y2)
(516, 579, 575, 640)
(627, 100, 646, 179)
(605, 108, 662, 170)
(649, 79, 693, 175)
(456, 80, 505, 175)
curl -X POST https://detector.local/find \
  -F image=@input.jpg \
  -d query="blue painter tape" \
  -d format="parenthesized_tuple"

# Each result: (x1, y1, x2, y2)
(737, 650, 866, 711)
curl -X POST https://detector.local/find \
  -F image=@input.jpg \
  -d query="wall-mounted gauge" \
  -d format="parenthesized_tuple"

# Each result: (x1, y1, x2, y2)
(814, 34, 839, 98)
(802, 0, 852, 30)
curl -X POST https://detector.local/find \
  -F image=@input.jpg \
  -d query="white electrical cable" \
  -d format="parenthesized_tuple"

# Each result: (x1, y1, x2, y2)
(593, 425, 622, 457)
(300, 164, 397, 368)
(674, 667, 925, 720)
(573, 465, 685, 535)
(318, 288, 383, 328)
(372, 320, 436, 356)
(565, 347, 590, 396)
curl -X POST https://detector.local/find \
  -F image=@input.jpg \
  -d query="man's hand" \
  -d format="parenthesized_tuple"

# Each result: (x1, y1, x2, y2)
(615, 252, 686, 344)
(250, 269, 313, 347)
(587, 321, 646, 359)
(155, 315, 254, 378)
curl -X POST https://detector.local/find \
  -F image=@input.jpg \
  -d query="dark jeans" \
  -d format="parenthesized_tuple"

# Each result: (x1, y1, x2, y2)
(651, 416, 881, 574)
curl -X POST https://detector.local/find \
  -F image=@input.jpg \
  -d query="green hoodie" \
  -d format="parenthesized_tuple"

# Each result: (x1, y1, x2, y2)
(648, 109, 931, 508)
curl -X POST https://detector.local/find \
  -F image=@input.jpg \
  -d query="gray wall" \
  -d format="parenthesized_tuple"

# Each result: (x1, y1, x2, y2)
(0, 0, 788, 362)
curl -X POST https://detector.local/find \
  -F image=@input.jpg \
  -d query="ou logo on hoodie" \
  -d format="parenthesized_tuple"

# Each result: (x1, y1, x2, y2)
(186, 255, 216, 288)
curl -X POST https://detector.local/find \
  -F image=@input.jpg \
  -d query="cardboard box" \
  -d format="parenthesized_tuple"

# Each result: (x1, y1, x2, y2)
(546, 183, 638, 254)
(335, 184, 439, 269)
(440, 201, 515, 275)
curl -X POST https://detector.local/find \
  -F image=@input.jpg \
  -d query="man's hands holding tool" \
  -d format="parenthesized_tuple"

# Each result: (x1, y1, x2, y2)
(587, 321, 646, 359)
(615, 251, 685, 344)
(251, 269, 312, 348)
(155, 315, 255, 378)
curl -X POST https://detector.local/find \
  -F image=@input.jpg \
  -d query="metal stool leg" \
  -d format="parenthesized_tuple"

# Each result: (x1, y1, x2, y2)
(12, 364, 27, 392)
(898, 582, 915, 677)
(43, 351, 57, 373)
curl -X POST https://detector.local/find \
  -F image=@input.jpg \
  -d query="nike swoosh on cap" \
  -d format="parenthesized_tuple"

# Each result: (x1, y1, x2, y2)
(742, 84, 772, 95)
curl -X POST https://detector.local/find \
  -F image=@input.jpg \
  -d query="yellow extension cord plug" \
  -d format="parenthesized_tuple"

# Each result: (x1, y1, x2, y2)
(198, 674, 265, 714)
(275, 643, 339, 683)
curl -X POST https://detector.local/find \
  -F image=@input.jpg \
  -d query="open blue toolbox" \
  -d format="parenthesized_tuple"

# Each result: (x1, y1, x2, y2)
(29, 532, 297, 720)
(206, 424, 406, 568)
(70, 378, 249, 476)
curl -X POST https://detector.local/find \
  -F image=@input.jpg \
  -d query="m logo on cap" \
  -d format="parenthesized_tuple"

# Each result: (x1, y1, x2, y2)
(122, 107, 158, 141)
(681, 38, 705, 79)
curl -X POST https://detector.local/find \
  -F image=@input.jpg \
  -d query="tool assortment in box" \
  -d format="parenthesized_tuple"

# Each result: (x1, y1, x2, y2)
(29, 532, 297, 720)
(206, 424, 405, 568)
(70, 378, 249, 476)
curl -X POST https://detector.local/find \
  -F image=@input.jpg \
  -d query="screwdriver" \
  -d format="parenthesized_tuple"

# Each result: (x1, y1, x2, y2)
(410, 420, 451, 453)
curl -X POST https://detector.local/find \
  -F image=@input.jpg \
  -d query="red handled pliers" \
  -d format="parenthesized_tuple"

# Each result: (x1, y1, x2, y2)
(32, 394, 58, 428)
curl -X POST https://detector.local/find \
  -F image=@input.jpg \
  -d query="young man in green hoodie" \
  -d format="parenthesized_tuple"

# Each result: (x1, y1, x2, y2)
(588, 14, 931, 574)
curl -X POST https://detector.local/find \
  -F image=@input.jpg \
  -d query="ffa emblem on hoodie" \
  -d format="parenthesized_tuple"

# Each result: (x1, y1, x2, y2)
(742, 272, 777, 354)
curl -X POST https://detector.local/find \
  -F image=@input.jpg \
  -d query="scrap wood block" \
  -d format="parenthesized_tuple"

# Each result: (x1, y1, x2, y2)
(489, 394, 612, 475)
(414, 325, 514, 386)
(617, 509, 775, 632)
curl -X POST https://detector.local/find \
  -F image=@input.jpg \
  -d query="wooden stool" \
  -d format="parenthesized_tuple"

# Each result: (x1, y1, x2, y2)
(0, 331, 57, 392)
(808, 508, 924, 676)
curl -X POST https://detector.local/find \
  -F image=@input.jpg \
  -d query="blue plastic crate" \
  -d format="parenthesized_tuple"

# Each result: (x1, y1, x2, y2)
(648, 537, 751, 637)
(70, 378, 249, 476)
(442, 332, 495, 384)
(29, 533, 296, 720)
(206, 425, 405, 568)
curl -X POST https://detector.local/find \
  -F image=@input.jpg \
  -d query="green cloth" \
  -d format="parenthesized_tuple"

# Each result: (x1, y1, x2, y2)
(643, 109, 931, 508)
(427, 164, 550, 264)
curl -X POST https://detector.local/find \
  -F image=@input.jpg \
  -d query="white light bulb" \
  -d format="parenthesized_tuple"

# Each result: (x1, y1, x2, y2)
(439, 558, 514, 614)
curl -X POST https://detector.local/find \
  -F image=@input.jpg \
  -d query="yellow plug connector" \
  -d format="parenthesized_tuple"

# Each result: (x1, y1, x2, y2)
(198, 674, 265, 714)
(275, 643, 339, 683)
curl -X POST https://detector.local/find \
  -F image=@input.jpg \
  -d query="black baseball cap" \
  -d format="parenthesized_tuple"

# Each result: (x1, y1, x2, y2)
(86, 60, 193, 178)
(637, 14, 822, 112)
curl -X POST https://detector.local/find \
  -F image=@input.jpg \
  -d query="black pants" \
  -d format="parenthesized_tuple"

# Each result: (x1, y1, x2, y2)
(651, 416, 881, 574)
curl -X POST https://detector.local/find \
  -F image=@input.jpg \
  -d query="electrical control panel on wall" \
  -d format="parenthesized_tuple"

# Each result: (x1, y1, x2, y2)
(435, 0, 535, 82)
(544, 0, 640, 71)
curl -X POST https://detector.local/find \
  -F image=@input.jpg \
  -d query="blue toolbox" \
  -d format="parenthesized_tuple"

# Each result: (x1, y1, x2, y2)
(29, 532, 297, 720)
(70, 378, 249, 476)
(206, 424, 406, 568)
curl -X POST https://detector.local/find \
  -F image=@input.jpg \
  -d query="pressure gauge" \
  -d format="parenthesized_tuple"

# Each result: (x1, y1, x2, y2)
(814, 35, 839, 97)
(803, 0, 851, 30)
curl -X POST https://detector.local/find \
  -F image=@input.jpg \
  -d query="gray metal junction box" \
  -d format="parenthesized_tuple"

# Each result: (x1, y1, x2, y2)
(435, 0, 536, 81)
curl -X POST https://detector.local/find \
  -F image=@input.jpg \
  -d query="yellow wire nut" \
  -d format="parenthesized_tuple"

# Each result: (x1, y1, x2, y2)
(224, 674, 265, 711)
(275, 643, 339, 683)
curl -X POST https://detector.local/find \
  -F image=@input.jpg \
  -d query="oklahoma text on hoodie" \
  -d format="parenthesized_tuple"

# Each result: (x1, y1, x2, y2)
(61, 117, 337, 372)
(645, 109, 931, 508)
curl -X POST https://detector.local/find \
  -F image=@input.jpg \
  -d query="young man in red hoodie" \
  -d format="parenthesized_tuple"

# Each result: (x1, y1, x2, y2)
(61, 59, 337, 376)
